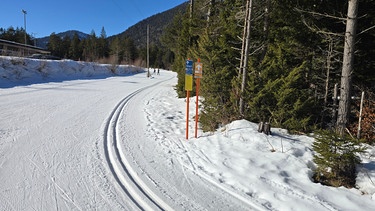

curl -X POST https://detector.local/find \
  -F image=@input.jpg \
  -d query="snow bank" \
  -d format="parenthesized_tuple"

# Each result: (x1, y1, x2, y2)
(0, 56, 144, 88)
(144, 82, 375, 210)
(1, 55, 374, 210)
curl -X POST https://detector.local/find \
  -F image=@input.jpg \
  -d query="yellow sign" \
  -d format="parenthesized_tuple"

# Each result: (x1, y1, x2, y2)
(185, 74, 193, 91)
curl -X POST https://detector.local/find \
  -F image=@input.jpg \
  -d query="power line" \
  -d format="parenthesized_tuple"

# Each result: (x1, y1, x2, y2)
(128, 0, 145, 17)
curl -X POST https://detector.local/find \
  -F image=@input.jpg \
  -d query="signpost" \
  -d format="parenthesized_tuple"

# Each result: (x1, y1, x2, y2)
(185, 58, 203, 140)
(185, 59, 193, 91)
(185, 59, 193, 139)
(194, 60, 202, 79)
(194, 59, 202, 138)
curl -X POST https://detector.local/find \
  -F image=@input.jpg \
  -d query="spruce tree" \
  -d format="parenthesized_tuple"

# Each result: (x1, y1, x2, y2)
(191, 0, 243, 131)
(244, 0, 319, 132)
(109, 37, 121, 64)
(163, 11, 193, 97)
(82, 30, 98, 61)
(313, 130, 366, 188)
(98, 27, 109, 59)
(47, 33, 63, 58)
(61, 36, 71, 58)
(69, 33, 82, 60)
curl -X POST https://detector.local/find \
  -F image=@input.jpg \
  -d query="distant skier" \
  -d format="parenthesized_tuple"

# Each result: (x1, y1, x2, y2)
(157, 68, 160, 75)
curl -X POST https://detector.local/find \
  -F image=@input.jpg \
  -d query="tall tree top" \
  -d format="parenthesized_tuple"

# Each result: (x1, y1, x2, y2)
(100, 27, 107, 39)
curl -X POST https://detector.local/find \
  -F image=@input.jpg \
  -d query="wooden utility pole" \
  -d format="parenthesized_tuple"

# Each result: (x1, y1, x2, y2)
(337, 0, 359, 136)
(239, 0, 253, 116)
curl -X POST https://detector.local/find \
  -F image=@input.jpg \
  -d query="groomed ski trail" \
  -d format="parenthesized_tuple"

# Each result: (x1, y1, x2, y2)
(103, 77, 175, 211)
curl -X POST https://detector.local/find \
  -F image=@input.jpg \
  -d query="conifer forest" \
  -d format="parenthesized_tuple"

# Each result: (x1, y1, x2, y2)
(162, 0, 374, 144)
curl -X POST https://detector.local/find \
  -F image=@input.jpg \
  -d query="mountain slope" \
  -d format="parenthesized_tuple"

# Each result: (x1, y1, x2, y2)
(36, 30, 89, 49)
(109, 2, 188, 48)
(35, 2, 188, 50)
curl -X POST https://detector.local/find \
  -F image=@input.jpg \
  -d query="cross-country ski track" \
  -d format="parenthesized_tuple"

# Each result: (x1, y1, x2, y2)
(1, 58, 375, 211)
(100, 74, 259, 210)
(0, 69, 255, 210)
(103, 80, 174, 211)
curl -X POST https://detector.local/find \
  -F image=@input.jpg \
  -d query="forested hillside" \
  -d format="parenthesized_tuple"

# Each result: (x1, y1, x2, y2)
(36, 30, 89, 49)
(1, 2, 188, 69)
(111, 2, 188, 48)
(162, 0, 374, 142)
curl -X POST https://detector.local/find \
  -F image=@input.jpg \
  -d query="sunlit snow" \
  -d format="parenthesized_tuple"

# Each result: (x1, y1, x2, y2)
(1, 56, 374, 210)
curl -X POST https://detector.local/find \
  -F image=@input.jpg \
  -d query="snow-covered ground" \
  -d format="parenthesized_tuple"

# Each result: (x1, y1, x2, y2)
(0, 56, 374, 210)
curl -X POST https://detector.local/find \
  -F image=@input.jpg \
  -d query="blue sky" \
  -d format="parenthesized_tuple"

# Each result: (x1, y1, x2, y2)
(1, 0, 187, 38)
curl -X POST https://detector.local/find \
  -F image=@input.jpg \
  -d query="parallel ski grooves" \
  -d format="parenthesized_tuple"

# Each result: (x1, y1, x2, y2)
(103, 77, 174, 211)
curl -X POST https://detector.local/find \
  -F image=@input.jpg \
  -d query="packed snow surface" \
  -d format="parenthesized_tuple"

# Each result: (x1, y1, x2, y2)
(0, 56, 375, 210)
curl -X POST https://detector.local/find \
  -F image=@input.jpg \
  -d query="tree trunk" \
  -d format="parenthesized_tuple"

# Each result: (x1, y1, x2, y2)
(259, 0, 271, 63)
(190, 0, 194, 20)
(324, 37, 334, 106)
(239, 0, 253, 116)
(337, 0, 359, 136)
(206, 0, 215, 26)
(238, 0, 250, 79)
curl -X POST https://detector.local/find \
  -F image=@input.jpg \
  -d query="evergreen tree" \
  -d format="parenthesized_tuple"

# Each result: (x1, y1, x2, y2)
(122, 37, 137, 64)
(98, 27, 109, 59)
(61, 35, 71, 58)
(0, 27, 32, 44)
(313, 130, 366, 188)
(82, 30, 98, 61)
(69, 32, 82, 60)
(243, 0, 319, 131)
(162, 11, 193, 97)
(196, 0, 243, 131)
(109, 36, 121, 64)
(47, 33, 63, 57)
(109, 36, 138, 64)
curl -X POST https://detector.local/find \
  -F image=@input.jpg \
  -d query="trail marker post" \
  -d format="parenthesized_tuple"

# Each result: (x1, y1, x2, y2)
(194, 58, 202, 138)
(185, 59, 193, 139)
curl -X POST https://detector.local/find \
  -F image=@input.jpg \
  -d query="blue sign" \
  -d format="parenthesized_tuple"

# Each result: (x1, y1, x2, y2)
(185, 60, 193, 75)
